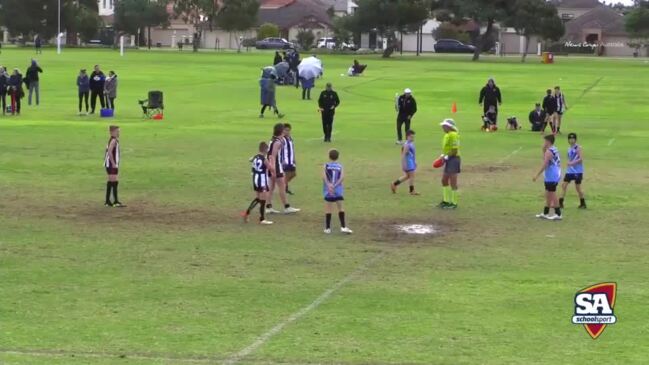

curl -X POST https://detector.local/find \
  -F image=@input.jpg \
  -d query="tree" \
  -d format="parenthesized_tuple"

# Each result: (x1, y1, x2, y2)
(63, 0, 102, 44)
(257, 23, 280, 40)
(216, 0, 259, 52)
(0, 0, 59, 40)
(296, 28, 315, 50)
(505, 0, 564, 62)
(114, 0, 169, 46)
(625, 1, 649, 56)
(174, 0, 219, 30)
(431, 0, 516, 61)
(345, 0, 430, 57)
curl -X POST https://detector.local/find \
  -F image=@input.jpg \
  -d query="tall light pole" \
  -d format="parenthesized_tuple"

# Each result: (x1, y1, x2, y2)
(57, 0, 61, 54)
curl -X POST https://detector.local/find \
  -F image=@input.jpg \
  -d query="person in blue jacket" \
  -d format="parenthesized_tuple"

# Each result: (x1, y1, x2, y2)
(77, 69, 90, 115)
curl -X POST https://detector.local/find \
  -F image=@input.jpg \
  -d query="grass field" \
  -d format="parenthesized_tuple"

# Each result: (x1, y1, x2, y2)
(1, 48, 649, 365)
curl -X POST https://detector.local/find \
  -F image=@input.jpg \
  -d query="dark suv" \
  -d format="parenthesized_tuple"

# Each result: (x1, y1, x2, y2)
(434, 39, 476, 53)
(255, 38, 294, 50)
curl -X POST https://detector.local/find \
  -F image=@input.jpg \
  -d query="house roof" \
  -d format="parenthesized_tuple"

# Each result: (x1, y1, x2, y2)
(555, 0, 603, 9)
(319, 0, 355, 13)
(258, 0, 333, 29)
(565, 6, 628, 37)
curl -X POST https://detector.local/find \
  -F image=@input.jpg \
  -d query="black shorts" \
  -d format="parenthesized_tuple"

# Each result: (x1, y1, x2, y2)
(325, 196, 344, 202)
(557, 111, 564, 116)
(544, 182, 558, 192)
(106, 167, 119, 175)
(564, 173, 583, 184)
(444, 156, 461, 174)
(283, 165, 296, 172)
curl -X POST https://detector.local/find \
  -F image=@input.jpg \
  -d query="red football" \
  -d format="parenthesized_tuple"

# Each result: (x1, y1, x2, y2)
(433, 157, 445, 168)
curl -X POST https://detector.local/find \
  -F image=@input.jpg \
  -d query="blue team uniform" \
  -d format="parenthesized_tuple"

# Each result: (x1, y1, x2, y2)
(564, 144, 583, 184)
(323, 162, 344, 202)
(403, 141, 417, 172)
(544, 145, 561, 191)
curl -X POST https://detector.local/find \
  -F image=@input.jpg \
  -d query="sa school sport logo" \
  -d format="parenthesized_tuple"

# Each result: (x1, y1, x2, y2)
(572, 282, 617, 339)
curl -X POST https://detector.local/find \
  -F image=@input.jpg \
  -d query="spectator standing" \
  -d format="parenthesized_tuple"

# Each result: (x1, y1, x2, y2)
(8, 69, 23, 115)
(395, 88, 417, 144)
(104, 71, 118, 110)
(301, 77, 314, 100)
(35, 35, 42, 54)
(542, 89, 557, 134)
(479, 77, 502, 120)
(529, 103, 547, 132)
(26, 59, 43, 106)
(77, 69, 90, 115)
(89, 65, 106, 114)
(0, 67, 8, 115)
(287, 50, 300, 88)
(259, 75, 284, 118)
(318, 83, 340, 143)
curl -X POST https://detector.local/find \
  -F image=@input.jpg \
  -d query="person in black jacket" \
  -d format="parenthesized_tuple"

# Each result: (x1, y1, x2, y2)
(318, 83, 340, 142)
(395, 88, 417, 144)
(479, 78, 502, 120)
(89, 64, 106, 114)
(542, 89, 557, 134)
(8, 69, 23, 115)
(0, 67, 8, 115)
(529, 103, 547, 132)
(26, 59, 43, 106)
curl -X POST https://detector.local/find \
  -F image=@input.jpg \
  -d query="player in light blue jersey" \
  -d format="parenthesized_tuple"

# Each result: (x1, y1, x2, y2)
(560, 133, 586, 209)
(323, 149, 352, 234)
(391, 130, 419, 195)
(533, 134, 562, 220)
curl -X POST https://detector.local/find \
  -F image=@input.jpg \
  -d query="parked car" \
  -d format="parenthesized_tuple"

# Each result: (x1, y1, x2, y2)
(317, 37, 336, 49)
(434, 39, 476, 53)
(255, 38, 294, 50)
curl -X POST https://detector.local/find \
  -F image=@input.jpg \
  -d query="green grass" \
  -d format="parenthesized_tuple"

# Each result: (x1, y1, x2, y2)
(1, 48, 649, 365)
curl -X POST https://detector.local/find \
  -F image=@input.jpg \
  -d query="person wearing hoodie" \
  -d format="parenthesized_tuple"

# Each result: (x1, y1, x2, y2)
(8, 69, 24, 115)
(478, 77, 502, 121)
(25, 59, 43, 106)
(77, 69, 90, 115)
(104, 71, 118, 110)
(89, 64, 106, 114)
(0, 67, 8, 115)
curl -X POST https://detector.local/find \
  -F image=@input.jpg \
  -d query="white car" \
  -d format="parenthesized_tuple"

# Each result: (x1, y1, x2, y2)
(317, 37, 336, 49)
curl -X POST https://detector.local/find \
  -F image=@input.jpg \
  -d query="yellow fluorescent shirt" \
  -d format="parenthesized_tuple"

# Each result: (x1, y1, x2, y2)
(442, 131, 460, 156)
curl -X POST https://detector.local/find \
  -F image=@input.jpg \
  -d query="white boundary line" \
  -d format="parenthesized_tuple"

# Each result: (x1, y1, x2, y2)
(607, 138, 615, 146)
(497, 146, 523, 164)
(222, 251, 386, 365)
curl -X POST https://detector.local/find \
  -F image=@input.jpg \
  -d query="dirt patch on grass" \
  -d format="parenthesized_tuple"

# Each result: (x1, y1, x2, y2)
(463, 164, 514, 174)
(371, 217, 458, 245)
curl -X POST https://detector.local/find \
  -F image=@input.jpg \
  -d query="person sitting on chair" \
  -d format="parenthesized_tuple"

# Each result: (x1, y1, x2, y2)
(529, 103, 547, 132)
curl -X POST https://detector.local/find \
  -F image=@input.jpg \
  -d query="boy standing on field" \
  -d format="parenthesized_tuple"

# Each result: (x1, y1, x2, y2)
(242, 142, 274, 225)
(282, 123, 297, 195)
(323, 149, 353, 234)
(391, 130, 419, 195)
(560, 133, 586, 209)
(266, 123, 300, 214)
(104, 126, 125, 207)
(533, 134, 562, 220)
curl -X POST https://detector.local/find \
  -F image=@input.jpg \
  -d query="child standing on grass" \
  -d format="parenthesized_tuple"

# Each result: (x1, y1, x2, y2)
(282, 123, 297, 195)
(323, 149, 353, 234)
(391, 130, 419, 195)
(560, 133, 586, 209)
(533, 134, 562, 220)
(242, 142, 273, 225)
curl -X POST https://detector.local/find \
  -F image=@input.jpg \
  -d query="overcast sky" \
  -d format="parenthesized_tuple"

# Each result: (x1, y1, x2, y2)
(600, 0, 635, 5)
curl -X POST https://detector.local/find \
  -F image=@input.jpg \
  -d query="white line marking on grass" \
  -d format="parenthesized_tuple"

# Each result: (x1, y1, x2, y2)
(498, 147, 523, 164)
(222, 251, 386, 365)
(607, 138, 615, 146)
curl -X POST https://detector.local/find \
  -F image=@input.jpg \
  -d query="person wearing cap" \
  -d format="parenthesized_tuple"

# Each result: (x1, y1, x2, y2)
(77, 69, 90, 115)
(438, 119, 461, 209)
(529, 103, 547, 132)
(560, 133, 586, 209)
(479, 78, 501, 122)
(318, 82, 340, 143)
(395, 88, 417, 144)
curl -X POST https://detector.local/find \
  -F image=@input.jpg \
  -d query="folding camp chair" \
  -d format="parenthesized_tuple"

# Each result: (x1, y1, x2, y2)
(139, 90, 164, 118)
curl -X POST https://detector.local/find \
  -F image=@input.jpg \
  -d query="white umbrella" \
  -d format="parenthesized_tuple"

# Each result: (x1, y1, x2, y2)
(298, 56, 323, 79)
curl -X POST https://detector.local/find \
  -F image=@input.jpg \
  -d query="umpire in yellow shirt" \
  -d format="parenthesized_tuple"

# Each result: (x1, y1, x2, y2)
(438, 119, 460, 209)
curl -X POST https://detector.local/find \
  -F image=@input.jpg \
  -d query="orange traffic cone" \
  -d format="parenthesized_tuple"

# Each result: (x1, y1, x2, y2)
(451, 101, 457, 114)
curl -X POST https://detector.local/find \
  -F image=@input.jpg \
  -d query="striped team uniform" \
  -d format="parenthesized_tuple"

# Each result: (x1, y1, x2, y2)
(323, 162, 344, 202)
(564, 144, 583, 184)
(104, 137, 120, 174)
(267, 136, 285, 178)
(251, 154, 269, 192)
(556, 93, 567, 115)
(544, 146, 561, 191)
(282, 136, 296, 172)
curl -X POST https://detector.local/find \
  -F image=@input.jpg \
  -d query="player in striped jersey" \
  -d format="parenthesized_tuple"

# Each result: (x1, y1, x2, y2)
(104, 125, 125, 207)
(391, 130, 419, 195)
(241, 142, 273, 225)
(266, 123, 300, 214)
(282, 123, 297, 195)
(554, 86, 568, 134)
(533, 134, 562, 220)
(560, 133, 586, 209)
(323, 149, 352, 234)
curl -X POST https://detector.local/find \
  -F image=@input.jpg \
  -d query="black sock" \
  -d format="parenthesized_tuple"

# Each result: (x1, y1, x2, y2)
(266, 203, 272, 209)
(409, 185, 414, 193)
(559, 197, 564, 206)
(105, 182, 112, 203)
(259, 200, 266, 221)
(284, 204, 290, 209)
(543, 206, 550, 215)
(555, 207, 562, 216)
(112, 181, 119, 202)
(325, 213, 332, 229)
(246, 198, 259, 214)
(339, 212, 346, 228)
(580, 198, 586, 205)
(393, 180, 401, 186)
